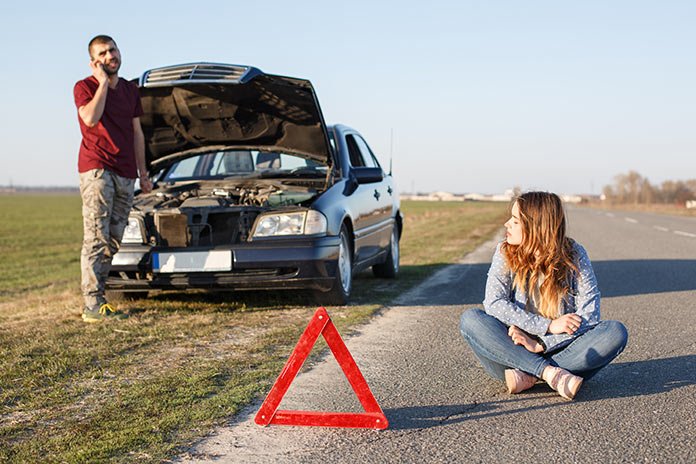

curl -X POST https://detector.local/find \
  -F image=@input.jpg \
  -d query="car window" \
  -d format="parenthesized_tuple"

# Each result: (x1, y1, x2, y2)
(162, 150, 327, 182)
(278, 154, 308, 170)
(352, 135, 380, 169)
(327, 131, 336, 154)
(167, 156, 200, 179)
(346, 134, 374, 168)
(347, 134, 381, 169)
(209, 151, 254, 175)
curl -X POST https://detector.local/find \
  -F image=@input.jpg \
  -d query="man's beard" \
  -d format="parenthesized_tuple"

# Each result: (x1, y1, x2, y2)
(104, 60, 121, 76)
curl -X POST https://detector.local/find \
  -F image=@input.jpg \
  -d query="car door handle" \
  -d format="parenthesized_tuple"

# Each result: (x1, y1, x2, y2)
(373, 189, 381, 201)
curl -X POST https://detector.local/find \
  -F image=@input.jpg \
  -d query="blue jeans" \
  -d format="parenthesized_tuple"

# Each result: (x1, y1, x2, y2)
(459, 309, 628, 381)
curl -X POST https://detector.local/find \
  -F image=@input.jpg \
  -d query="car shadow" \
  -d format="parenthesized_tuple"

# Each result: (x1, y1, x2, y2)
(125, 288, 322, 314)
(121, 258, 696, 311)
(382, 354, 696, 430)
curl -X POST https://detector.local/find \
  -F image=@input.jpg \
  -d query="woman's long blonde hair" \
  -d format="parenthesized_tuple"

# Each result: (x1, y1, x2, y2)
(501, 192, 578, 319)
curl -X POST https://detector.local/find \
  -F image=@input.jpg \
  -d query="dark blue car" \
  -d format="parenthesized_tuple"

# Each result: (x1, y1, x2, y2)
(108, 63, 402, 305)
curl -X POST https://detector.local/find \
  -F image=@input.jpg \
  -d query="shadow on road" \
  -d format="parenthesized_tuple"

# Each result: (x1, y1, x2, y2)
(383, 355, 696, 430)
(119, 257, 696, 312)
(581, 354, 696, 400)
(390, 258, 696, 307)
(594, 259, 696, 297)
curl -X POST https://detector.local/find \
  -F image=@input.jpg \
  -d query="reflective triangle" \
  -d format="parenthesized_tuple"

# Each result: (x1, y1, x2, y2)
(255, 307, 388, 429)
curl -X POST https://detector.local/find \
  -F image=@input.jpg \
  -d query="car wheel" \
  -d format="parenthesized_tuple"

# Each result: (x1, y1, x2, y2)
(372, 226, 399, 278)
(320, 225, 353, 305)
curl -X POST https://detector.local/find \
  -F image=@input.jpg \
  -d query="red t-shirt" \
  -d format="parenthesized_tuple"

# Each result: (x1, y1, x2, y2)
(74, 76, 144, 178)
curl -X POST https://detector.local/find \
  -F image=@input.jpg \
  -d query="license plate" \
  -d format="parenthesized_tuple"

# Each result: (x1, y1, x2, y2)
(153, 251, 232, 273)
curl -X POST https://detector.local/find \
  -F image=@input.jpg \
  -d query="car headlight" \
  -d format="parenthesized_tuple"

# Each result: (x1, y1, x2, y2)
(252, 210, 327, 237)
(121, 217, 145, 244)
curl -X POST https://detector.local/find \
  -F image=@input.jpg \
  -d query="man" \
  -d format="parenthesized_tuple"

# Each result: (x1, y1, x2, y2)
(74, 35, 152, 322)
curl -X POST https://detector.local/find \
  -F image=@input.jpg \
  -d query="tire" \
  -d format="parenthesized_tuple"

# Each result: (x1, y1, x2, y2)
(319, 225, 353, 306)
(372, 226, 399, 278)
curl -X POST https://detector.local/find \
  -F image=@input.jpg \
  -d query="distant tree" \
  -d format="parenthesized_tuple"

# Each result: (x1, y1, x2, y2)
(661, 180, 678, 204)
(685, 179, 696, 197)
(612, 171, 643, 204)
(639, 178, 656, 204)
(602, 172, 695, 205)
(602, 185, 615, 202)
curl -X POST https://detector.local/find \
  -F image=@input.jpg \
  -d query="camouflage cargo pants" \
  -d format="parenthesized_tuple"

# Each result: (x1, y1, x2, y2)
(79, 169, 134, 308)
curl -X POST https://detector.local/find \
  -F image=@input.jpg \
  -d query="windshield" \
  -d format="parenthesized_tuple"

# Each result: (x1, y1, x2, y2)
(159, 150, 328, 183)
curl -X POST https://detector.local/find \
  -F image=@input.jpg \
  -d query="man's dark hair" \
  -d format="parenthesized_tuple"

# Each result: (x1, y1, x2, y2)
(88, 35, 117, 58)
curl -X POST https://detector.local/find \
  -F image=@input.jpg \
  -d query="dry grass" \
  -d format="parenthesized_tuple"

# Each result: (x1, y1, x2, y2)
(584, 201, 696, 217)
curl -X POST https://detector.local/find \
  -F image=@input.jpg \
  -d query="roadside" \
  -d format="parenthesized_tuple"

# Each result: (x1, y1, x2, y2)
(0, 198, 507, 463)
(179, 206, 696, 463)
(177, 235, 502, 463)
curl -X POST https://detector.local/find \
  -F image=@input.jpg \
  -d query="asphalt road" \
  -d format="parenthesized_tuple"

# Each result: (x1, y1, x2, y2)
(179, 207, 696, 463)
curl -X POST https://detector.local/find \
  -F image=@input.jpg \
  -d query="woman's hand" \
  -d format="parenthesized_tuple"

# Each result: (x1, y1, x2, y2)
(508, 325, 544, 353)
(548, 313, 582, 335)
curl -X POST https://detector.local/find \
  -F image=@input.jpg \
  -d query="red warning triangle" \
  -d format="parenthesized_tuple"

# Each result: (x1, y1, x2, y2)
(255, 307, 388, 429)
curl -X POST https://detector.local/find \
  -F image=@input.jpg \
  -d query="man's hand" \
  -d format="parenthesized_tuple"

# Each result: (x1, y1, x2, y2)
(78, 63, 109, 127)
(139, 175, 153, 194)
(548, 313, 582, 335)
(508, 325, 544, 353)
(90, 60, 108, 86)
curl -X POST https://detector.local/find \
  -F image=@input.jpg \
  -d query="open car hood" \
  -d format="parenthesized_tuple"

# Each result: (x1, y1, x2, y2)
(138, 63, 332, 168)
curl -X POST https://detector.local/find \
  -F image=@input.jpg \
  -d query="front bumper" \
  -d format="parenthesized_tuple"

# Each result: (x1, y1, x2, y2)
(106, 235, 340, 292)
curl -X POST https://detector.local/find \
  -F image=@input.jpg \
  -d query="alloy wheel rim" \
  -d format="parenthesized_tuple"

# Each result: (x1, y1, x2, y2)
(391, 229, 399, 270)
(339, 234, 351, 292)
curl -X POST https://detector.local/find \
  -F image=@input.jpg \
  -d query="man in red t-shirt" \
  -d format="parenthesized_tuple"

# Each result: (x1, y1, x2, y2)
(74, 35, 152, 322)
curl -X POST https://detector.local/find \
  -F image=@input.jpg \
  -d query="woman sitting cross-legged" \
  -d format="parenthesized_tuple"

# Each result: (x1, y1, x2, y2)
(460, 191, 628, 400)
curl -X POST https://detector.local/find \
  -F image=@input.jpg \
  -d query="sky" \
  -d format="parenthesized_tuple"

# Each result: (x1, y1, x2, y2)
(1, 0, 694, 195)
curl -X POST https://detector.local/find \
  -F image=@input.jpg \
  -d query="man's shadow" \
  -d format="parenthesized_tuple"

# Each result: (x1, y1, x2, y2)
(383, 354, 696, 430)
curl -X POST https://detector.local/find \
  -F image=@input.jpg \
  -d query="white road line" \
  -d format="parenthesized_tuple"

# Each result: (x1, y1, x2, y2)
(605, 213, 615, 217)
(653, 226, 669, 232)
(674, 230, 696, 238)
(624, 217, 638, 223)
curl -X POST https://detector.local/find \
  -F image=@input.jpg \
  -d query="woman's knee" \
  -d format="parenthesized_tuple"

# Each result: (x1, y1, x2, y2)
(459, 308, 487, 336)
(601, 320, 629, 351)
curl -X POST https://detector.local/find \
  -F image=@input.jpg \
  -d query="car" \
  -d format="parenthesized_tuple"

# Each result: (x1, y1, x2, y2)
(107, 62, 402, 305)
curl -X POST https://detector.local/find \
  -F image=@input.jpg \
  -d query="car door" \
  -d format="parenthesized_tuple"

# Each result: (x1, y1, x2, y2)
(345, 133, 392, 264)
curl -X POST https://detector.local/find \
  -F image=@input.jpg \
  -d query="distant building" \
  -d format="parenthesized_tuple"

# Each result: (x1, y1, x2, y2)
(561, 195, 583, 203)
(401, 190, 594, 204)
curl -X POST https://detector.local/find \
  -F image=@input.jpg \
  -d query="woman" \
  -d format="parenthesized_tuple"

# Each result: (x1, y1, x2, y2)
(459, 192, 628, 400)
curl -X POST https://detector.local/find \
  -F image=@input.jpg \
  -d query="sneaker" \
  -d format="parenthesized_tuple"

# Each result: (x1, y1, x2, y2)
(543, 366, 583, 400)
(505, 369, 537, 394)
(82, 303, 128, 323)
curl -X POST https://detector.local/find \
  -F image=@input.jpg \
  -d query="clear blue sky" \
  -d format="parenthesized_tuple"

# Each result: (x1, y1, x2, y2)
(1, 0, 694, 194)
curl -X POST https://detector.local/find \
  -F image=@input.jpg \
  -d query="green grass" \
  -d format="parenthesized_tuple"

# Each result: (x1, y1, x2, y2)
(0, 195, 507, 463)
(0, 195, 82, 299)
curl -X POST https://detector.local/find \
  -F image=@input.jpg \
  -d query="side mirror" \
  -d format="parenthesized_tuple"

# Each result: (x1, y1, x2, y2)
(352, 167, 384, 185)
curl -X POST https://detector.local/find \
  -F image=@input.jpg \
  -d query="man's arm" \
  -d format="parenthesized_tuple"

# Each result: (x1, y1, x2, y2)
(78, 62, 109, 128)
(133, 117, 152, 193)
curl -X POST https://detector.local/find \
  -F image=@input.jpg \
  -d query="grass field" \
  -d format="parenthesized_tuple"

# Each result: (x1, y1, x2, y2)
(0, 195, 82, 300)
(0, 195, 507, 463)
